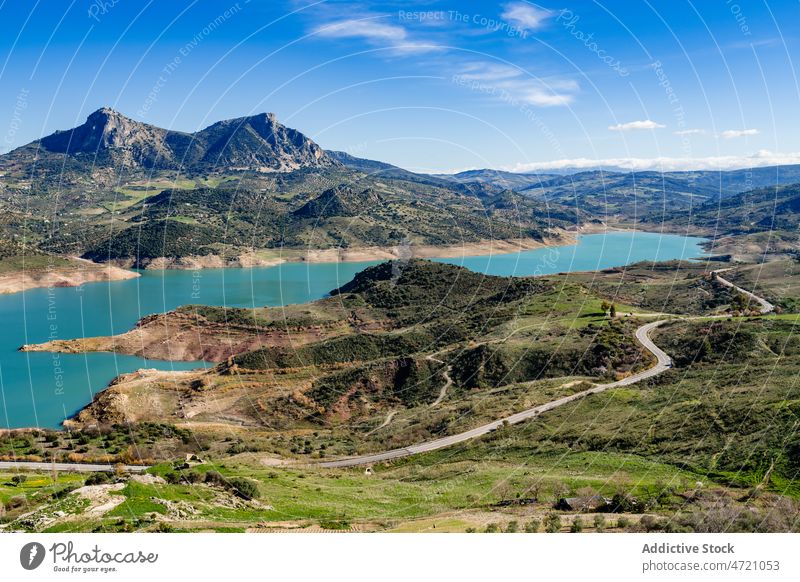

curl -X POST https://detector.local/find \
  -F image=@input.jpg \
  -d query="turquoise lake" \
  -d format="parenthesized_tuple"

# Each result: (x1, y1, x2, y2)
(0, 231, 708, 429)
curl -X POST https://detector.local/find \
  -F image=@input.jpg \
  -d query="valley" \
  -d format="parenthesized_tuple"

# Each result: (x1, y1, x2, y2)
(3, 251, 799, 534)
(1, 109, 800, 535)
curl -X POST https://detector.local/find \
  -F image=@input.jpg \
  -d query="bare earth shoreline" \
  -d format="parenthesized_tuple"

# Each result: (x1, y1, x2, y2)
(0, 259, 140, 295)
(0, 233, 578, 295)
(0, 225, 710, 296)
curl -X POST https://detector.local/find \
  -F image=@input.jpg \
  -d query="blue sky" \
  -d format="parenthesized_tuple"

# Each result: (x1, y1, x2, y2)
(1, 0, 799, 172)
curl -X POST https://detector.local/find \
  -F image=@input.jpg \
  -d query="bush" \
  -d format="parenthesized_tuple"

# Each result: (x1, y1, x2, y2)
(617, 516, 631, 529)
(181, 470, 202, 484)
(570, 516, 583, 533)
(593, 514, 606, 532)
(484, 523, 500, 533)
(544, 514, 562, 533)
(318, 519, 350, 530)
(505, 520, 519, 533)
(227, 477, 259, 500)
(10, 475, 27, 486)
(524, 519, 540, 533)
(204, 470, 226, 486)
(639, 515, 663, 532)
(6, 495, 27, 509)
(84, 472, 111, 486)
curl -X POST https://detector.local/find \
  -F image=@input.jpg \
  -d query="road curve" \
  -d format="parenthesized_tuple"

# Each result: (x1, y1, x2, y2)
(4, 272, 769, 473)
(712, 270, 775, 314)
(320, 267, 775, 469)
(0, 461, 150, 473)
(319, 320, 673, 468)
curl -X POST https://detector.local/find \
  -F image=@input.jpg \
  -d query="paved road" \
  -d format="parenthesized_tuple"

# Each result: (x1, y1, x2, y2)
(0, 461, 150, 473)
(713, 270, 775, 314)
(4, 270, 769, 474)
(320, 320, 673, 468)
(320, 271, 776, 469)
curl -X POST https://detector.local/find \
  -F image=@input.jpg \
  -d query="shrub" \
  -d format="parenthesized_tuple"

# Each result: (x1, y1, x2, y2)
(484, 523, 500, 533)
(181, 470, 202, 484)
(7, 495, 27, 509)
(505, 520, 519, 533)
(318, 519, 350, 530)
(204, 470, 226, 486)
(544, 514, 562, 533)
(228, 477, 259, 500)
(639, 515, 662, 532)
(524, 519, 540, 533)
(10, 475, 27, 485)
(570, 516, 583, 533)
(84, 472, 111, 486)
(593, 514, 606, 532)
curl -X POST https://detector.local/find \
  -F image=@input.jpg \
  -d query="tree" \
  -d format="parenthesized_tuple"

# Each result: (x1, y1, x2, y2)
(609, 303, 617, 318)
(600, 300, 611, 315)
(10, 475, 27, 486)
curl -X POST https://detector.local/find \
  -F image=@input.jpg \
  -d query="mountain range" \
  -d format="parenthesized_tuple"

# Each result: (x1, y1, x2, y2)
(1, 107, 799, 265)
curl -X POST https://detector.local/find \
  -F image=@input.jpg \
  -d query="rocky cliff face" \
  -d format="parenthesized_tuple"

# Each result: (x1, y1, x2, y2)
(7, 107, 337, 173)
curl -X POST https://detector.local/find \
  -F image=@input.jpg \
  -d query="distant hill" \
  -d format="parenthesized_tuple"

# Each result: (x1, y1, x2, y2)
(512, 167, 800, 221)
(329, 150, 499, 196)
(427, 166, 800, 221)
(653, 182, 800, 234)
(436, 165, 800, 199)
(434, 169, 558, 190)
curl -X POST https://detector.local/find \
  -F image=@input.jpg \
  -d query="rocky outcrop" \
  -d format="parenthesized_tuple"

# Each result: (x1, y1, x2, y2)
(10, 107, 338, 173)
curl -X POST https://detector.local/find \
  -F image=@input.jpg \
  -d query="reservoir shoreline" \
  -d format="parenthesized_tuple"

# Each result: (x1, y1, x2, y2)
(0, 225, 710, 296)
(0, 231, 709, 430)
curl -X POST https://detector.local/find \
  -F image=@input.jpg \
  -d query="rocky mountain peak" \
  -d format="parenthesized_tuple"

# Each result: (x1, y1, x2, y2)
(10, 107, 336, 173)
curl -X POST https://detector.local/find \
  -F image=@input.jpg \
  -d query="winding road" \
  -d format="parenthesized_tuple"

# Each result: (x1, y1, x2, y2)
(1, 273, 772, 474)
(320, 272, 771, 469)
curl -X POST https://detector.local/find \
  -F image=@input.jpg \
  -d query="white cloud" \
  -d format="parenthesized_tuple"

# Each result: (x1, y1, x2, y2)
(608, 120, 666, 132)
(458, 62, 522, 82)
(501, 2, 552, 30)
(673, 129, 705, 136)
(314, 19, 406, 41)
(520, 87, 575, 106)
(456, 62, 579, 107)
(721, 128, 760, 139)
(312, 17, 441, 54)
(502, 150, 800, 173)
